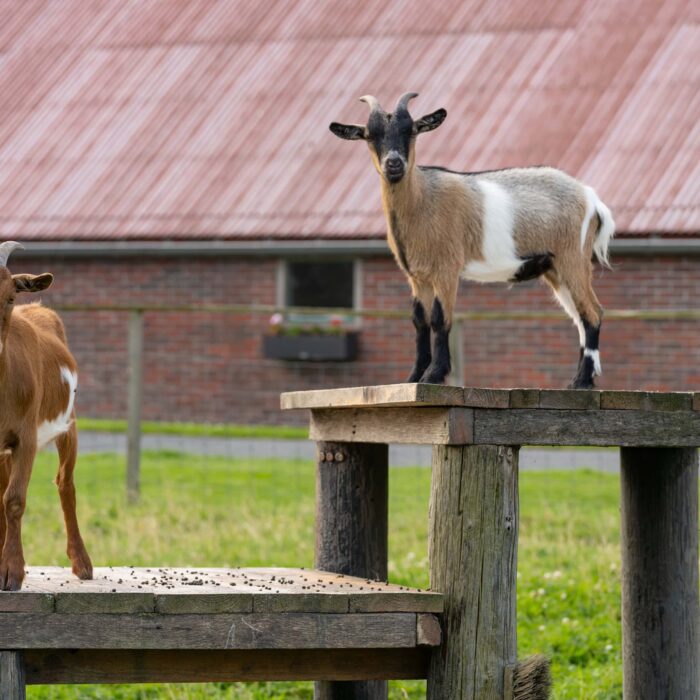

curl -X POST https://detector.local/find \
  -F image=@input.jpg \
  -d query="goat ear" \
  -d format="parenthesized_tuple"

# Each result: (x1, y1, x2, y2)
(13, 273, 53, 294)
(329, 122, 367, 140)
(415, 109, 447, 134)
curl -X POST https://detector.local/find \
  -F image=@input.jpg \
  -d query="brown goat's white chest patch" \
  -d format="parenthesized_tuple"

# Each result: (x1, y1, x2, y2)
(37, 367, 77, 449)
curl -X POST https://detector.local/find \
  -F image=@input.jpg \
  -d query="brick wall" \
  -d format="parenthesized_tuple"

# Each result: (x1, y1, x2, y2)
(18, 253, 700, 426)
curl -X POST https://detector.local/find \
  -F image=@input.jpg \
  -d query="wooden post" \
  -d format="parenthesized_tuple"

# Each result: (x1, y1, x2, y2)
(315, 441, 389, 700)
(126, 310, 144, 504)
(0, 651, 25, 700)
(428, 444, 519, 700)
(620, 447, 699, 699)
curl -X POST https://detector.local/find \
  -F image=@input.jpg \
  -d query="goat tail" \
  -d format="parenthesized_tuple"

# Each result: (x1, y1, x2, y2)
(593, 193, 615, 269)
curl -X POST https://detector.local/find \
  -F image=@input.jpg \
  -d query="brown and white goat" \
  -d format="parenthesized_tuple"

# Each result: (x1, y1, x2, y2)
(0, 241, 92, 590)
(330, 93, 615, 389)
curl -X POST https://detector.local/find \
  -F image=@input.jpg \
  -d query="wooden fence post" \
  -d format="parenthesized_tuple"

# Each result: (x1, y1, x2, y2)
(126, 310, 144, 504)
(620, 447, 699, 699)
(0, 651, 25, 700)
(448, 318, 465, 387)
(428, 444, 519, 700)
(314, 441, 389, 700)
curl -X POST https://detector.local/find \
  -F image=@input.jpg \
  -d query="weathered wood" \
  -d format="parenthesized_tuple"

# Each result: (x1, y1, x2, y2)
(0, 652, 25, 700)
(538, 389, 601, 409)
(474, 408, 700, 446)
(509, 388, 540, 408)
(310, 407, 473, 445)
(11, 567, 440, 615)
(126, 309, 144, 503)
(0, 612, 428, 650)
(315, 441, 389, 700)
(282, 383, 465, 410)
(620, 447, 699, 699)
(463, 388, 510, 408)
(285, 384, 698, 413)
(23, 648, 432, 683)
(602, 390, 693, 411)
(428, 445, 518, 700)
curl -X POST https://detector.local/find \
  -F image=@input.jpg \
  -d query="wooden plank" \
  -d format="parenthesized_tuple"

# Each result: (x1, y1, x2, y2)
(601, 390, 693, 411)
(349, 592, 442, 614)
(0, 594, 53, 614)
(23, 648, 432, 684)
(0, 613, 421, 650)
(539, 389, 601, 410)
(508, 389, 540, 408)
(620, 447, 699, 699)
(693, 393, 700, 411)
(474, 409, 700, 447)
(282, 383, 465, 410)
(428, 445, 518, 700)
(0, 651, 25, 700)
(310, 407, 473, 445)
(462, 388, 510, 409)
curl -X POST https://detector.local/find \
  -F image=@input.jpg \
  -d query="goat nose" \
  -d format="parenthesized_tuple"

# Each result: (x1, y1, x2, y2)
(386, 157, 403, 170)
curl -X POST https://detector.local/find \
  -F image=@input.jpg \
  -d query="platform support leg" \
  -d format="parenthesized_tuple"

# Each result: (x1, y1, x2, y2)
(314, 441, 389, 700)
(427, 444, 519, 700)
(620, 447, 699, 699)
(0, 651, 25, 700)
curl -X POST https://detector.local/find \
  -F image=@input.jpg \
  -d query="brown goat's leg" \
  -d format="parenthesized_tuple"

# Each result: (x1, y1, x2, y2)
(0, 439, 35, 591)
(55, 420, 93, 580)
(0, 456, 9, 555)
(420, 284, 457, 384)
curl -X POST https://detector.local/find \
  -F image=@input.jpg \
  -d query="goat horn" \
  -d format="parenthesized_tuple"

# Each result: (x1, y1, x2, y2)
(395, 92, 419, 113)
(359, 95, 383, 113)
(0, 241, 23, 268)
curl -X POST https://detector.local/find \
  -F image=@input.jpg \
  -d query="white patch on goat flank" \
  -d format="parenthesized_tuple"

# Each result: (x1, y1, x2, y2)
(37, 367, 77, 450)
(552, 285, 585, 346)
(584, 348, 602, 376)
(463, 179, 521, 283)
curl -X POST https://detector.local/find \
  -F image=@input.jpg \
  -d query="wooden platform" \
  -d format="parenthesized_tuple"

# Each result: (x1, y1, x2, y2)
(282, 384, 700, 446)
(0, 567, 442, 685)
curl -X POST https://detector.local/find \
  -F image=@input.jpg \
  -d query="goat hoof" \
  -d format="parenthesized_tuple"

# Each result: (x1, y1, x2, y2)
(419, 367, 448, 384)
(568, 378, 595, 390)
(1, 562, 25, 591)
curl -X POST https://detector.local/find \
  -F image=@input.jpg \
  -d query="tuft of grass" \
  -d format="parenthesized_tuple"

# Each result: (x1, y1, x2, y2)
(22, 453, 629, 699)
(76, 419, 308, 441)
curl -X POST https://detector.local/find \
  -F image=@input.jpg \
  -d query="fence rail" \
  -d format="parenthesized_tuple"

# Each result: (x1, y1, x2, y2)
(52, 303, 699, 501)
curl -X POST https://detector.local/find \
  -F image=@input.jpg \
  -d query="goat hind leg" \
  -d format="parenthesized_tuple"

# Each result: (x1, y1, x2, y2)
(55, 421, 93, 580)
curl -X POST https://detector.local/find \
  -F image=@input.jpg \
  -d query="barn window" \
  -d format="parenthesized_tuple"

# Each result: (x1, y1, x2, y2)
(280, 259, 360, 325)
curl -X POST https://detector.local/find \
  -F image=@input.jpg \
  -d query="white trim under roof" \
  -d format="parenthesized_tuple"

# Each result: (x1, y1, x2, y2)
(9, 237, 700, 258)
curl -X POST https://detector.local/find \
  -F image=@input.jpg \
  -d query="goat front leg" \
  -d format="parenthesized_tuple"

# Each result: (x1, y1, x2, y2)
(0, 456, 9, 554)
(1, 438, 35, 591)
(420, 275, 458, 384)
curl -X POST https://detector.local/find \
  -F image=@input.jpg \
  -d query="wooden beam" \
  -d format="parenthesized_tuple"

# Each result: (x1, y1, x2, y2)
(0, 612, 429, 650)
(620, 447, 699, 699)
(310, 407, 473, 445)
(23, 648, 432, 684)
(427, 445, 518, 699)
(0, 651, 25, 700)
(315, 441, 389, 700)
(282, 383, 465, 410)
(474, 409, 700, 446)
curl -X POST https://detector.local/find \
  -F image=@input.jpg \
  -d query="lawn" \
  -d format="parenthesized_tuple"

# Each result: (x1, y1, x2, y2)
(20, 450, 624, 699)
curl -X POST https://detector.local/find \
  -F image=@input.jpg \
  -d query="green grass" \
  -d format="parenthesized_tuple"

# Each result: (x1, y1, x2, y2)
(77, 419, 308, 441)
(22, 452, 625, 699)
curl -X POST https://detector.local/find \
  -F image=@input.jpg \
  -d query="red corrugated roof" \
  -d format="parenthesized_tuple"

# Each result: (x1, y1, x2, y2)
(0, 0, 697, 241)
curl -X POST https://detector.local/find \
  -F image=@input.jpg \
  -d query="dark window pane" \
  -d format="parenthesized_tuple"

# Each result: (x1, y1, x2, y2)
(287, 261, 354, 308)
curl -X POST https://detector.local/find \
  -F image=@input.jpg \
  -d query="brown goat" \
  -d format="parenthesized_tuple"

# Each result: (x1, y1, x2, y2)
(330, 93, 614, 389)
(0, 241, 92, 590)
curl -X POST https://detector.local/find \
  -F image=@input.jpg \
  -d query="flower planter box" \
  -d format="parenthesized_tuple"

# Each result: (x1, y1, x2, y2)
(263, 332, 359, 362)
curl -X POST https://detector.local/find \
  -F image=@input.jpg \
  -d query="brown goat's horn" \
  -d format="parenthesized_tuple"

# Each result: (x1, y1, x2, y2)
(0, 241, 23, 267)
(359, 95, 383, 113)
(395, 92, 419, 113)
